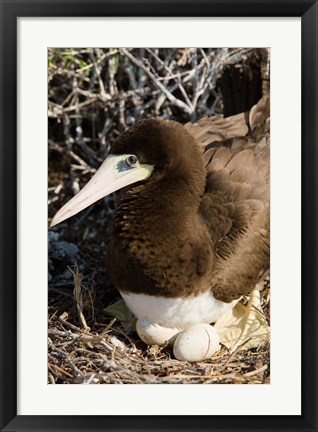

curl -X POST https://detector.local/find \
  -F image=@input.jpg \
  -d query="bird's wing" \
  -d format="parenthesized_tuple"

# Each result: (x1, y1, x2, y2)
(187, 97, 270, 301)
(185, 111, 249, 147)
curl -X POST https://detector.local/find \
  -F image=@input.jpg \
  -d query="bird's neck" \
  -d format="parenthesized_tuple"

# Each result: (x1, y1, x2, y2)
(113, 175, 204, 239)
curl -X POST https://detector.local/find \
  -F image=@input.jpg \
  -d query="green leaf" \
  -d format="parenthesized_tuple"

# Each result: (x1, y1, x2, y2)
(103, 299, 136, 333)
(76, 58, 88, 69)
(109, 53, 119, 76)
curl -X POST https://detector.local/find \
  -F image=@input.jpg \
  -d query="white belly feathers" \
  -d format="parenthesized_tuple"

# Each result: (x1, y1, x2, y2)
(119, 290, 239, 329)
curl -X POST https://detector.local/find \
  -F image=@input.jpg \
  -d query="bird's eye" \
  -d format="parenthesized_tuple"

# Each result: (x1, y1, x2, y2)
(125, 155, 139, 167)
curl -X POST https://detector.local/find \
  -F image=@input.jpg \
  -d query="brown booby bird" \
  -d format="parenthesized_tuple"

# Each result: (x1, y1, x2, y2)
(51, 96, 270, 360)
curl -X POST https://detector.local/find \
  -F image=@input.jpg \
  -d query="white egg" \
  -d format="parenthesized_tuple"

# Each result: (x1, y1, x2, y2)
(136, 319, 181, 346)
(173, 323, 220, 362)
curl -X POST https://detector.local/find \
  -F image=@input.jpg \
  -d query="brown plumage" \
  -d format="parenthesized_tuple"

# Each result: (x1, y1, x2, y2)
(106, 96, 270, 303)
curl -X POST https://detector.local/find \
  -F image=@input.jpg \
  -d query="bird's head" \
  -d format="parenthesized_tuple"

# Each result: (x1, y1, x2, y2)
(50, 119, 204, 227)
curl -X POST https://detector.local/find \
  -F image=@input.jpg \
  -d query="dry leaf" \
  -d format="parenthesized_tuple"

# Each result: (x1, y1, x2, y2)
(214, 289, 270, 352)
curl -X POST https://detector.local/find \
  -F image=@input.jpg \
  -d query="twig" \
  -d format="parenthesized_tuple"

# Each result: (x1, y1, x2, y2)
(243, 364, 268, 377)
(69, 265, 90, 331)
(145, 48, 194, 112)
(121, 48, 193, 116)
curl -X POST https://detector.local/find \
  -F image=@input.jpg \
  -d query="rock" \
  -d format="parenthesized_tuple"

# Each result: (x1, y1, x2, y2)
(48, 230, 86, 283)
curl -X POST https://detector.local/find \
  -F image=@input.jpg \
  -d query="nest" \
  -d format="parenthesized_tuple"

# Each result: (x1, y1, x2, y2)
(48, 272, 270, 384)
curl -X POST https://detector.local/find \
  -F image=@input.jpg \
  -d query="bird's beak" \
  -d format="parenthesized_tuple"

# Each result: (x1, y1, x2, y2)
(50, 154, 154, 227)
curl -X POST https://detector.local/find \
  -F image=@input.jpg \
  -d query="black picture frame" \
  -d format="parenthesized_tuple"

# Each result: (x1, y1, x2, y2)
(1, 1, 317, 431)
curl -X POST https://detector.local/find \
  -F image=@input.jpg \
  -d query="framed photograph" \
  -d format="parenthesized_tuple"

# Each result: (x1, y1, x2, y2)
(1, 1, 317, 431)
